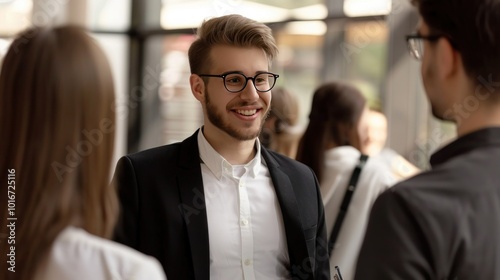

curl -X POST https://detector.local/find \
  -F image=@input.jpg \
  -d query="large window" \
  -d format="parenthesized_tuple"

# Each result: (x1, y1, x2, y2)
(87, 0, 131, 31)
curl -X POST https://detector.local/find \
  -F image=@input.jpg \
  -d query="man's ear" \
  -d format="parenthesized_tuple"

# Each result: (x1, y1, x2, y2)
(190, 74, 205, 102)
(436, 38, 460, 80)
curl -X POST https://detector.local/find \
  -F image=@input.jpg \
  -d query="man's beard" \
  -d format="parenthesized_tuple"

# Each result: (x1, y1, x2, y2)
(205, 89, 269, 141)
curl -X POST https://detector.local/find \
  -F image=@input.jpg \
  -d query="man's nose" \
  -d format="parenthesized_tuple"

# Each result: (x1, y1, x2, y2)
(239, 79, 260, 101)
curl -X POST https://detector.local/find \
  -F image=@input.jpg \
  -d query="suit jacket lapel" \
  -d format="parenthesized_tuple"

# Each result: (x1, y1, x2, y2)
(261, 148, 310, 272)
(177, 130, 210, 280)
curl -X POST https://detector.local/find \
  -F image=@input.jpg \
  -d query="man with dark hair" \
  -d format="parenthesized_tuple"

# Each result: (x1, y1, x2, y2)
(355, 0, 500, 279)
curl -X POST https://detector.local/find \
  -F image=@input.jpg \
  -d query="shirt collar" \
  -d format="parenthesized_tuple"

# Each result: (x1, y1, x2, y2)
(197, 127, 262, 180)
(430, 127, 500, 167)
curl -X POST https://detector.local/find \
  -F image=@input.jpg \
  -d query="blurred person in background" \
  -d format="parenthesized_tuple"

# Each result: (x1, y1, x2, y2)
(0, 26, 166, 280)
(355, 0, 500, 278)
(365, 109, 420, 180)
(260, 87, 303, 158)
(296, 82, 396, 280)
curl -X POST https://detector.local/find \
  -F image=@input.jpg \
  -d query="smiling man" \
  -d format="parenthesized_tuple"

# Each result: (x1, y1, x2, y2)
(112, 14, 330, 280)
(355, 0, 500, 279)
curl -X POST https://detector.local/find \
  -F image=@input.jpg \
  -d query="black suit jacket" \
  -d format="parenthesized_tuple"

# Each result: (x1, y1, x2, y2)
(112, 130, 330, 280)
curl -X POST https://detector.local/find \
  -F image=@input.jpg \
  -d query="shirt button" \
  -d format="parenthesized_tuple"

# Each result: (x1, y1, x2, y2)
(241, 219, 248, 226)
(244, 259, 252, 266)
(239, 182, 245, 188)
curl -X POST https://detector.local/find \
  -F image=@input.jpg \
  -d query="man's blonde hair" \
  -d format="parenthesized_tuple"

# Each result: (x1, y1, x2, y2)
(188, 14, 278, 74)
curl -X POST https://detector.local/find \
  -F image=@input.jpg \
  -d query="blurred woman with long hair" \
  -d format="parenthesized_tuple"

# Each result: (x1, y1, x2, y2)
(296, 82, 395, 280)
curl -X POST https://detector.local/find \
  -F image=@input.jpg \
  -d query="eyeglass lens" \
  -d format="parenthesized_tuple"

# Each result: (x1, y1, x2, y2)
(408, 38, 424, 60)
(224, 73, 276, 92)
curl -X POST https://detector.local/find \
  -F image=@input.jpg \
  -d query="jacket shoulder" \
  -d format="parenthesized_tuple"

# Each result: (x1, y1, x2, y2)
(265, 149, 313, 172)
(263, 149, 317, 182)
(126, 143, 182, 164)
(124, 131, 198, 167)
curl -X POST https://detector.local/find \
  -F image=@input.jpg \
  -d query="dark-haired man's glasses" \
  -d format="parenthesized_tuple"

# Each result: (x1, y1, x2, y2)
(197, 72, 279, 93)
(405, 34, 446, 61)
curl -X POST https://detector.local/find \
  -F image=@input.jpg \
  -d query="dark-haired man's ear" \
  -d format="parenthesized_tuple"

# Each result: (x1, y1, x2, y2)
(190, 74, 205, 102)
(436, 38, 460, 81)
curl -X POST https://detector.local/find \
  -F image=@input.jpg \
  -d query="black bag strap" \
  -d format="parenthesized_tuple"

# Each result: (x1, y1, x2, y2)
(328, 154, 369, 256)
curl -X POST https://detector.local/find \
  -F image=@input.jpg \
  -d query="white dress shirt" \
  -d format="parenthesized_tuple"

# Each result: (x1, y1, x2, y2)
(35, 226, 166, 280)
(321, 146, 396, 280)
(197, 130, 290, 280)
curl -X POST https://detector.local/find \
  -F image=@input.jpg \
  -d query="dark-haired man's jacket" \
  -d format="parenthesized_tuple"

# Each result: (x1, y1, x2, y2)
(355, 127, 500, 279)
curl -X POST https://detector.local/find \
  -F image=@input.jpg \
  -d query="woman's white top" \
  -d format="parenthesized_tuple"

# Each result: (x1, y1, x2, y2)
(35, 226, 167, 280)
(321, 146, 396, 280)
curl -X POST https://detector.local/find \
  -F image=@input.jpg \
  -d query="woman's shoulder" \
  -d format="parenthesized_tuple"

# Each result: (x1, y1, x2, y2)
(41, 227, 166, 280)
(59, 227, 148, 259)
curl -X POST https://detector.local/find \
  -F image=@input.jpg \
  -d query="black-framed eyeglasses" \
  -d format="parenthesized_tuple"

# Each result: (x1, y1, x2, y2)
(197, 71, 279, 93)
(405, 34, 446, 61)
